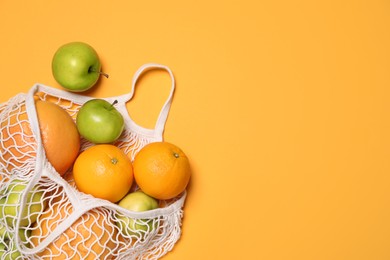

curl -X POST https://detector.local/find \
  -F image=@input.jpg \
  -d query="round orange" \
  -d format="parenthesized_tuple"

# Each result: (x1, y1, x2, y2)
(31, 202, 117, 260)
(73, 144, 134, 203)
(133, 142, 191, 200)
(0, 99, 80, 176)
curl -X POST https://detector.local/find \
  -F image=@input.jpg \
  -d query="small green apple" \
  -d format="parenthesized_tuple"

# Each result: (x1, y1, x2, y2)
(17, 229, 31, 243)
(0, 224, 7, 258)
(0, 243, 5, 258)
(0, 222, 6, 239)
(52, 42, 108, 92)
(0, 229, 29, 260)
(116, 191, 159, 237)
(0, 243, 21, 260)
(76, 99, 124, 143)
(0, 225, 30, 243)
(0, 181, 47, 228)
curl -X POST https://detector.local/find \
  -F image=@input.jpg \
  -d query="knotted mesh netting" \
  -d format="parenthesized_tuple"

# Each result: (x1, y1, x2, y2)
(0, 65, 186, 259)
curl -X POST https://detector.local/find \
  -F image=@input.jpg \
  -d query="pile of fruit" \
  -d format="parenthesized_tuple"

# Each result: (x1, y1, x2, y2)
(0, 42, 191, 259)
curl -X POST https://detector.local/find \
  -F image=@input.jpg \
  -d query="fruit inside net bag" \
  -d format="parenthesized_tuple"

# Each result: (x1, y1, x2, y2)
(0, 63, 187, 260)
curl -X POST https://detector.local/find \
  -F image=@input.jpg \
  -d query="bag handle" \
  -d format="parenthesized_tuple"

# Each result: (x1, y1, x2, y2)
(123, 63, 176, 133)
(13, 85, 46, 254)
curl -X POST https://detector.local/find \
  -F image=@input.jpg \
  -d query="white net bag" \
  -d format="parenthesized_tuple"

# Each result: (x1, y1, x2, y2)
(0, 64, 187, 259)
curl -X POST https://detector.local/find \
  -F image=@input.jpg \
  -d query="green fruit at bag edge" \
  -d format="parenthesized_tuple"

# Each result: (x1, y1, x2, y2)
(116, 191, 159, 237)
(0, 222, 6, 239)
(0, 220, 31, 259)
(0, 226, 30, 245)
(52, 42, 108, 92)
(76, 99, 124, 144)
(0, 234, 24, 260)
(0, 181, 47, 228)
(1, 243, 21, 260)
(0, 243, 5, 258)
(16, 228, 31, 243)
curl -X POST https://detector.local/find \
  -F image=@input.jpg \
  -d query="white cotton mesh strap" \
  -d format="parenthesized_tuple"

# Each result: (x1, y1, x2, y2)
(122, 63, 176, 134)
(0, 63, 186, 260)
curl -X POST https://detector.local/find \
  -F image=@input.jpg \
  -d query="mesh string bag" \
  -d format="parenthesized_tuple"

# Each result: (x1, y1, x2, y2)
(0, 63, 187, 259)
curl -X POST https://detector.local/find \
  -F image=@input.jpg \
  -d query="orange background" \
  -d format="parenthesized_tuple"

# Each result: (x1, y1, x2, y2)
(1, 1, 390, 259)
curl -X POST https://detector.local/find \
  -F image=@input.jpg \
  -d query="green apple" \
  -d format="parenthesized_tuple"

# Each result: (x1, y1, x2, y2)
(52, 42, 108, 92)
(0, 222, 6, 239)
(0, 223, 7, 258)
(0, 181, 47, 228)
(2, 244, 21, 260)
(76, 99, 124, 143)
(1, 229, 30, 243)
(116, 191, 159, 237)
(0, 228, 29, 260)
(0, 225, 30, 243)
(0, 243, 22, 260)
(0, 243, 5, 258)
(16, 229, 31, 243)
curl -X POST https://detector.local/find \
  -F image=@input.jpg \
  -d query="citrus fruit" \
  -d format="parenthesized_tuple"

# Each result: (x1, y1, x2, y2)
(133, 142, 191, 200)
(0, 102, 35, 172)
(73, 144, 134, 203)
(0, 98, 80, 175)
(35, 100, 80, 175)
(30, 202, 117, 260)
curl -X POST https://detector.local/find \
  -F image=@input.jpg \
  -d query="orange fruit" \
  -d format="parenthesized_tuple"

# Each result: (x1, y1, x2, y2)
(35, 100, 80, 175)
(1, 102, 36, 171)
(73, 144, 134, 203)
(0, 99, 80, 175)
(133, 142, 191, 200)
(30, 202, 117, 260)
(35, 92, 81, 120)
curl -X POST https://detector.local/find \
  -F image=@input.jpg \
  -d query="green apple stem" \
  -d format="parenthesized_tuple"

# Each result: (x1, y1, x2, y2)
(89, 67, 109, 78)
(98, 71, 109, 78)
(111, 100, 118, 107)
